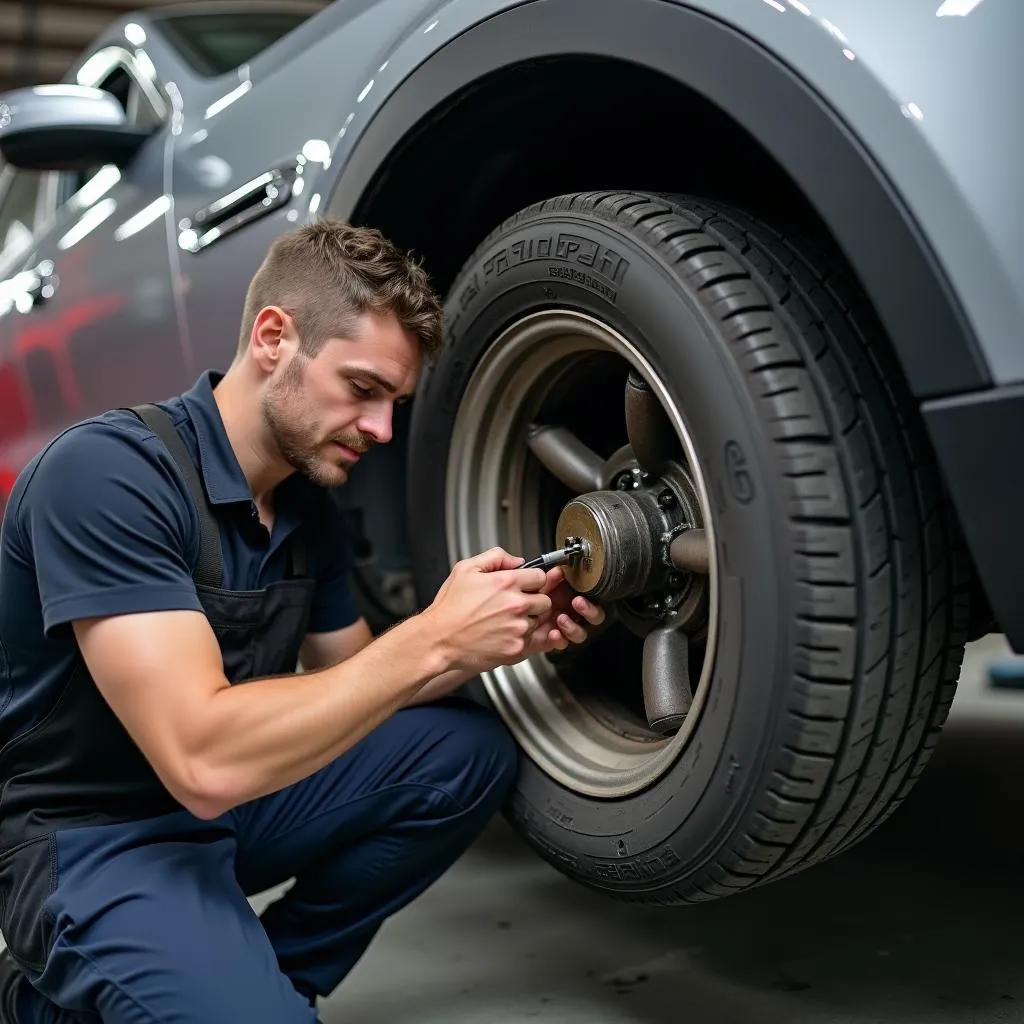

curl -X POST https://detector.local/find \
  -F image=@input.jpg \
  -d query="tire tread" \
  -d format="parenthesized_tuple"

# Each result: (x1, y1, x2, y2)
(654, 195, 968, 895)
(567, 191, 968, 899)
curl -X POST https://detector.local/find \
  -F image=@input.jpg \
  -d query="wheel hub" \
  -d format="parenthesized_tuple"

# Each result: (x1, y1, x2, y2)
(556, 490, 657, 601)
(556, 462, 709, 635)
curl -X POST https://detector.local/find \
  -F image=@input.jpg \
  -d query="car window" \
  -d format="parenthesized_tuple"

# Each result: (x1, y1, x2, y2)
(154, 11, 315, 76)
(0, 169, 44, 267)
(100, 65, 162, 131)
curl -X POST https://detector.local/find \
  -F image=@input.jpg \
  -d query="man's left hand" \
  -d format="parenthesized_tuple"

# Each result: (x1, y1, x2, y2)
(522, 567, 606, 657)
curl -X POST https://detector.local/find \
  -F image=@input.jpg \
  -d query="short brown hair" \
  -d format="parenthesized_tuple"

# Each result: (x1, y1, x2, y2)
(237, 217, 443, 359)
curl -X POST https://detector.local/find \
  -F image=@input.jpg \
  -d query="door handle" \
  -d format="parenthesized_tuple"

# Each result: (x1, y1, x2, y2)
(178, 166, 296, 253)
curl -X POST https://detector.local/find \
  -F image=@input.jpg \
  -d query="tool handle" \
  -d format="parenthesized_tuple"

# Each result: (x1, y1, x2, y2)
(521, 549, 570, 570)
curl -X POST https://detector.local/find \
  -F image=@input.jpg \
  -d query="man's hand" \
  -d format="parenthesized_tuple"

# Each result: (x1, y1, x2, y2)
(519, 565, 606, 657)
(421, 547, 553, 675)
(408, 551, 607, 706)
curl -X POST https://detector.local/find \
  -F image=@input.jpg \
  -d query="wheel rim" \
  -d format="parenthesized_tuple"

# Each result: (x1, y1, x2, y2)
(445, 309, 720, 798)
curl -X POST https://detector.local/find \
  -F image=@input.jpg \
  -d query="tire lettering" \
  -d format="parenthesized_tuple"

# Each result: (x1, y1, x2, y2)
(479, 232, 630, 288)
(554, 232, 630, 284)
(547, 265, 616, 301)
(545, 803, 574, 828)
(511, 796, 582, 871)
(444, 312, 461, 349)
(482, 236, 551, 281)
(457, 270, 481, 311)
(724, 440, 755, 505)
(591, 843, 682, 883)
(527, 827, 582, 871)
(726, 754, 741, 795)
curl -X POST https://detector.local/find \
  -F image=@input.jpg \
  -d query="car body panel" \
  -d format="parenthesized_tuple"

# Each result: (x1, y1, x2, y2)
(681, 0, 1023, 388)
(1, 136, 180, 432)
(0, 41, 181, 491)
(312, 0, 1022, 396)
(0, 0, 1019, 643)
(161, 0, 434, 370)
(794, 0, 1022, 364)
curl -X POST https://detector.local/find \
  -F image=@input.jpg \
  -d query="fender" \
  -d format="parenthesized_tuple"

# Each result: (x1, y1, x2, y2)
(320, 0, 1022, 401)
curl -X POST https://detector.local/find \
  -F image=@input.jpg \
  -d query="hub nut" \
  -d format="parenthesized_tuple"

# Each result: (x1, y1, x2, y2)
(556, 490, 657, 600)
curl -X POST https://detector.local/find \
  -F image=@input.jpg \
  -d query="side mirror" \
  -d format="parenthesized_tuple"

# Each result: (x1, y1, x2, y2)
(0, 84, 154, 171)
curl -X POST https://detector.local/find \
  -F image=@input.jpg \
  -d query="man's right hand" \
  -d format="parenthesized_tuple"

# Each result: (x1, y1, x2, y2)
(423, 547, 552, 675)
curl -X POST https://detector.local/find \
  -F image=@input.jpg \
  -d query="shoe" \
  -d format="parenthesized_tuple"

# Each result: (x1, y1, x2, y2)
(0, 950, 22, 1023)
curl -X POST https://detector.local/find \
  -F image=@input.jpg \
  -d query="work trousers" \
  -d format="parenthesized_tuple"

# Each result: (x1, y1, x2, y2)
(13, 698, 518, 1023)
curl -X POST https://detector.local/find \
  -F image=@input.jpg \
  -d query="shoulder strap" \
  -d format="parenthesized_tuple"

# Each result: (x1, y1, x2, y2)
(288, 530, 308, 579)
(130, 403, 223, 589)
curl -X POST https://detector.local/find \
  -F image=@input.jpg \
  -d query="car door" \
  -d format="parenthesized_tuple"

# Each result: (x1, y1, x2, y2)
(0, 44, 186, 506)
(0, 165, 54, 515)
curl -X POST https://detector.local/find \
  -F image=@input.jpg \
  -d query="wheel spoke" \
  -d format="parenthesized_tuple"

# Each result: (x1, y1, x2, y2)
(624, 369, 677, 476)
(642, 626, 693, 733)
(525, 423, 605, 493)
(669, 528, 710, 575)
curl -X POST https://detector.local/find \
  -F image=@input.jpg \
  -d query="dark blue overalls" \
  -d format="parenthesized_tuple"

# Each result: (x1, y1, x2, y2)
(0, 393, 518, 1022)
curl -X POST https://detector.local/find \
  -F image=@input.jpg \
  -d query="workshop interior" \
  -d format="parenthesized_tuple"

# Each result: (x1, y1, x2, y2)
(0, 1, 1020, 1022)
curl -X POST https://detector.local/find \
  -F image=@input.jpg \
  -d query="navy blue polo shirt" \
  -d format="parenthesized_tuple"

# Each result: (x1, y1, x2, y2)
(0, 370, 361, 752)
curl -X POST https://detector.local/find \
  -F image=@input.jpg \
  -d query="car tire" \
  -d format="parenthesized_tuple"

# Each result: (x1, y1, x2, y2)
(407, 191, 971, 903)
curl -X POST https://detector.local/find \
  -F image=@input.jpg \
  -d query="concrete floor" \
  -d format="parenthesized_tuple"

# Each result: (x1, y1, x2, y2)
(6, 635, 1024, 1022)
(300, 633, 1024, 1024)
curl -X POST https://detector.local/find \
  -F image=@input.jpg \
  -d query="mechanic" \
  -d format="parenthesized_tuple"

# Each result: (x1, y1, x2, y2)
(0, 217, 604, 1023)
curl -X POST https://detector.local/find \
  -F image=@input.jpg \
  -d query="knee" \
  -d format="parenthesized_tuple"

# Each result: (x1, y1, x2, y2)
(416, 699, 519, 813)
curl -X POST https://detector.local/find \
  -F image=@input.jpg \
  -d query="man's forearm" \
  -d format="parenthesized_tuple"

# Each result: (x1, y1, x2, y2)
(405, 666, 479, 706)
(187, 613, 448, 816)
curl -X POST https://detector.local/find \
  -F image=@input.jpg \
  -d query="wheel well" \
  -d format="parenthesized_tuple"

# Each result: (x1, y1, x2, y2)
(339, 55, 987, 630)
(352, 56, 841, 296)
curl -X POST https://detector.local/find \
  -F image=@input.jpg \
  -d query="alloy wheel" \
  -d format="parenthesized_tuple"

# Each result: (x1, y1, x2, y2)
(446, 310, 720, 798)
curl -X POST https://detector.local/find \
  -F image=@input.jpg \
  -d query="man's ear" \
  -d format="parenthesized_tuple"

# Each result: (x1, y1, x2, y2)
(249, 306, 295, 371)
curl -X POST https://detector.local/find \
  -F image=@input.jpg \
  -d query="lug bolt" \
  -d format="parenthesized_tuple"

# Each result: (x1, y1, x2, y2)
(616, 469, 644, 491)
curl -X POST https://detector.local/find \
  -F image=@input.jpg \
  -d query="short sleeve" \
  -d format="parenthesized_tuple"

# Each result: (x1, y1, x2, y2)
(304, 494, 361, 634)
(14, 421, 204, 636)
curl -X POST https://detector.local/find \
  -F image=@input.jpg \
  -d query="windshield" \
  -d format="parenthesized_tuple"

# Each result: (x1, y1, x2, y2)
(155, 9, 317, 77)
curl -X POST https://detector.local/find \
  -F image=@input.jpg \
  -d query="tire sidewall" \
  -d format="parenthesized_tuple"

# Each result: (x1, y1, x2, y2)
(409, 206, 794, 884)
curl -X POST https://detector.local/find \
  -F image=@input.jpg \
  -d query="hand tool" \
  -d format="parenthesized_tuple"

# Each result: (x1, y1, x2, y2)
(521, 537, 590, 570)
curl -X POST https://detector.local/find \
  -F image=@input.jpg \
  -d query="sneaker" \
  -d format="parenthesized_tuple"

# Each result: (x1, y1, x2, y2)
(0, 950, 22, 1023)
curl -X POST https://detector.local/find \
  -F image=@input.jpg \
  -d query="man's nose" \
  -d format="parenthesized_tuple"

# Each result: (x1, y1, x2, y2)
(359, 404, 393, 445)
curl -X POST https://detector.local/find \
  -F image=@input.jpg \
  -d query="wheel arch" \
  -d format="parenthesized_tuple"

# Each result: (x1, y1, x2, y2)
(324, 0, 989, 579)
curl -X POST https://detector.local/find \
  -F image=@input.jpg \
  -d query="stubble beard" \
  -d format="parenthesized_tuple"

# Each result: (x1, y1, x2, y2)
(261, 358, 369, 489)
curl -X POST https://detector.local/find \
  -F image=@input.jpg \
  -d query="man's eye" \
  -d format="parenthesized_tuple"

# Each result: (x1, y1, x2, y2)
(350, 381, 372, 398)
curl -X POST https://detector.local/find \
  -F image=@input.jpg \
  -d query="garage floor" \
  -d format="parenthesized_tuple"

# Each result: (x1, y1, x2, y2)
(6, 636, 1024, 1022)
(303, 634, 1024, 1024)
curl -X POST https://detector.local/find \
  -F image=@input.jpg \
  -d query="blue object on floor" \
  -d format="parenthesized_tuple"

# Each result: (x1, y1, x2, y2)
(988, 658, 1024, 690)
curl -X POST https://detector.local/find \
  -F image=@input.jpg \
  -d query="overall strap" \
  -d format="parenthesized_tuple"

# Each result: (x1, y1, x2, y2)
(287, 530, 308, 579)
(130, 403, 223, 589)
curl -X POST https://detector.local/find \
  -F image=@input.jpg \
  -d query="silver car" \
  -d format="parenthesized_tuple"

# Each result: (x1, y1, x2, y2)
(0, 0, 1019, 906)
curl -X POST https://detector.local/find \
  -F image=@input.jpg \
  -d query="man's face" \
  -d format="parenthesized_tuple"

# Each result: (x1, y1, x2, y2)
(260, 308, 422, 488)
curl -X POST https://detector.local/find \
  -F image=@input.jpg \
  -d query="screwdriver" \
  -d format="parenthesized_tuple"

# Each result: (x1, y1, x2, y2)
(521, 537, 589, 570)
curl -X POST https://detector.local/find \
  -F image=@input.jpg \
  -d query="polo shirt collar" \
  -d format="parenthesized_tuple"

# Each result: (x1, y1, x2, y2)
(179, 370, 256, 505)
